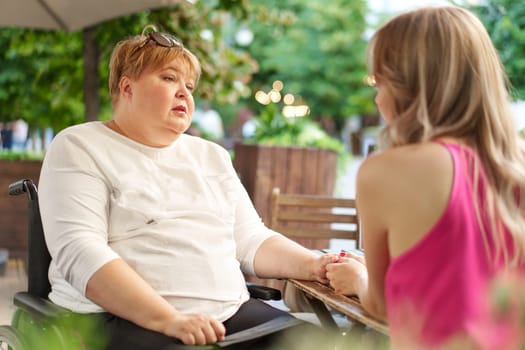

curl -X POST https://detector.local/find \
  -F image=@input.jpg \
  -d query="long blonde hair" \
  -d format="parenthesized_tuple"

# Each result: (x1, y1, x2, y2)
(368, 6, 525, 262)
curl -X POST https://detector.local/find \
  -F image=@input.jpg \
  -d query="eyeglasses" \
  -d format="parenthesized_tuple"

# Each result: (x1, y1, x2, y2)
(135, 32, 183, 52)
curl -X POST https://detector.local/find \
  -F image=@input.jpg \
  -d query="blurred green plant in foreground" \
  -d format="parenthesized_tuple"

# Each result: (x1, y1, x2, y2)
(13, 310, 108, 349)
(14, 309, 389, 350)
(271, 325, 389, 350)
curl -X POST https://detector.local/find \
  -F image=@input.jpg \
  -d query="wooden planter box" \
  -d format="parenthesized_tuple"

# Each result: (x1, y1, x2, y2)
(233, 143, 338, 225)
(233, 144, 339, 249)
(0, 159, 42, 262)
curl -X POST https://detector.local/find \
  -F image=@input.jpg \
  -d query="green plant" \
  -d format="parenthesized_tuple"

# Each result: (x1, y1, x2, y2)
(244, 0, 373, 132)
(0, 150, 43, 161)
(245, 103, 350, 172)
(468, 0, 525, 100)
(0, 0, 264, 132)
(14, 311, 107, 350)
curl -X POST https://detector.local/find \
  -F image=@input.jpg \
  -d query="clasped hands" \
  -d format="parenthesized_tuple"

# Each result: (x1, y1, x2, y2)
(325, 251, 367, 296)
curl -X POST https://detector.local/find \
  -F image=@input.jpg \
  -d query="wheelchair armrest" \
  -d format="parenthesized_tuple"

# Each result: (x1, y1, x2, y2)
(14, 292, 70, 320)
(246, 282, 281, 301)
(14, 285, 281, 318)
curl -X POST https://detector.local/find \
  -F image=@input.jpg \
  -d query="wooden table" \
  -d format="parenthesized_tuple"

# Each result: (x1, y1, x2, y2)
(287, 278, 389, 336)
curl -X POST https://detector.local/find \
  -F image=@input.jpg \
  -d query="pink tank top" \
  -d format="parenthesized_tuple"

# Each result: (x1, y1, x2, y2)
(385, 142, 522, 349)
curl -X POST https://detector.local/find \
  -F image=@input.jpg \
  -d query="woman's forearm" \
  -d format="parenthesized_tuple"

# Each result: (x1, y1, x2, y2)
(356, 271, 387, 322)
(85, 259, 178, 333)
(253, 235, 318, 280)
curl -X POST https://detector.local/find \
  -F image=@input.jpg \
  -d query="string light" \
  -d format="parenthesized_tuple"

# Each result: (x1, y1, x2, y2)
(254, 81, 310, 118)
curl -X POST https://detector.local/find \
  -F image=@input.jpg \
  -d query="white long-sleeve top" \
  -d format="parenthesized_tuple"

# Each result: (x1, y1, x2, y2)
(38, 122, 278, 320)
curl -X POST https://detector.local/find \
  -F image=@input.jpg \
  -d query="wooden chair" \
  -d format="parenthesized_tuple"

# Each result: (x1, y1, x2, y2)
(269, 187, 360, 250)
(269, 187, 360, 315)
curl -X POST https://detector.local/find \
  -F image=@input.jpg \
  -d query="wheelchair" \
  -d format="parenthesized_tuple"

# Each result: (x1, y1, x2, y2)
(0, 179, 287, 350)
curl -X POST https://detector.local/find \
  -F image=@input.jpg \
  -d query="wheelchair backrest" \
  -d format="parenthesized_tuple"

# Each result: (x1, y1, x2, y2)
(8, 179, 52, 298)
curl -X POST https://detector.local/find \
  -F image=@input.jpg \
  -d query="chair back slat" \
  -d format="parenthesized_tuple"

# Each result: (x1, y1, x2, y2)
(276, 211, 358, 224)
(277, 196, 356, 208)
(270, 187, 361, 249)
(276, 227, 358, 240)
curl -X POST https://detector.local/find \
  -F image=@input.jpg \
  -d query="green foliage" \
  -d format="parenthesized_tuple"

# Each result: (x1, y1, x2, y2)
(0, 28, 85, 130)
(15, 310, 107, 350)
(244, 0, 375, 131)
(0, 150, 43, 160)
(246, 103, 350, 171)
(0, 0, 260, 132)
(469, 0, 525, 100)
(0, 0, 375, 137)
(273, 326, 389, 350)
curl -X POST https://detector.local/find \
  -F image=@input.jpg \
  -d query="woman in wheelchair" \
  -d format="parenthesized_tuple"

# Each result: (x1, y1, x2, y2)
(36, 26, 337, 350)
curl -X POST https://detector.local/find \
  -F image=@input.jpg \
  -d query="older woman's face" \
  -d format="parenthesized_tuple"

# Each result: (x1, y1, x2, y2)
(126, 57, 196, 145)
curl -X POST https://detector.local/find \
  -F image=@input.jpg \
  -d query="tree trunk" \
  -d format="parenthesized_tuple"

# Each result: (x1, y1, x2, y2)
(83, 27, 100, 122)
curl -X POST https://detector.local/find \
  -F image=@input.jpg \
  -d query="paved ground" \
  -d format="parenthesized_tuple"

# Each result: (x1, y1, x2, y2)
(0, 156, 364, 326)
(0, 259, 26, 324)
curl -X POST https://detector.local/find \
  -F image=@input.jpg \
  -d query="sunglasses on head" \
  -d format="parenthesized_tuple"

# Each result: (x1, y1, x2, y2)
(136, 31, 183, 52)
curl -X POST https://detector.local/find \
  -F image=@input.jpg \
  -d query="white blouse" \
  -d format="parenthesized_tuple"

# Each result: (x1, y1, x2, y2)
(38, 122, 277, 320)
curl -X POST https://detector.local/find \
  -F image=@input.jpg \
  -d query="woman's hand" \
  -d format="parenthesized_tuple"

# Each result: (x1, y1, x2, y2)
(309, 254, 341, 284)
(86, 260, 226, 345)
(163, 312, 226, 345)
(326, 257, 368, 296)
(344, 251, 366, 265)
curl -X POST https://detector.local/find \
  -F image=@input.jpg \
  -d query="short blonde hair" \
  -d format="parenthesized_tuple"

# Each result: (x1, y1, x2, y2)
(108, 26, 201, 105)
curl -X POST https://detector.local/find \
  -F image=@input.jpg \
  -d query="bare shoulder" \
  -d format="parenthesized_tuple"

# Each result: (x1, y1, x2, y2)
(357, 142, 453, 201)
(356, 142, 455, 256)
(359, 142, 451, 177)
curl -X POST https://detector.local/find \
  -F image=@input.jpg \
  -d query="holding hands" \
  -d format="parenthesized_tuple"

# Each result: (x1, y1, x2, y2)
(309, 253, 342, 284)
(326, 251, 368, 296)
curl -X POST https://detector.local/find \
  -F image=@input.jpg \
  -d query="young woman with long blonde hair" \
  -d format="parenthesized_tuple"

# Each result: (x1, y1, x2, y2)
(327, 6, 525, 349)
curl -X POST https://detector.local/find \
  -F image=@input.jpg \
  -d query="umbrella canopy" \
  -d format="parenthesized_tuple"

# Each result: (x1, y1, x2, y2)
(1, 0, 194, 32)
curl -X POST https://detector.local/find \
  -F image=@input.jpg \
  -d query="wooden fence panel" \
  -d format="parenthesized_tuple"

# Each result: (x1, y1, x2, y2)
(0, 160, 42, 262)
(233, 143, 337, 225)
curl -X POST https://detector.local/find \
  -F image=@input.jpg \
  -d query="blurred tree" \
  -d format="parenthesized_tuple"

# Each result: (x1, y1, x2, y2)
(243, 0, 375, 132)
(469, 0, 525, 100)
(0, 0, 259, 132)
(0, 29, 84, 131)
(0, 0, 376, 136)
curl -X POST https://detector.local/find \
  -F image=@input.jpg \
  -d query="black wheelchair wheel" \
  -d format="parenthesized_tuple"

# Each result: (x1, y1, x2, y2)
(0, 326, 25, 350)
